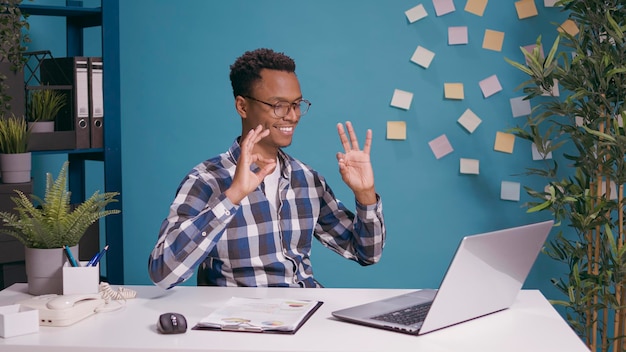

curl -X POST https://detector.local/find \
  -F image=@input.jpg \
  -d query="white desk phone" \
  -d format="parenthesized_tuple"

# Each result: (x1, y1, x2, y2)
(19, 293, 106, 327)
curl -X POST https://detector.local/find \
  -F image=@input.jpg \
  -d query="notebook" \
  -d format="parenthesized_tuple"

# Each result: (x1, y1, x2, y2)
(331, 220, 554, 335)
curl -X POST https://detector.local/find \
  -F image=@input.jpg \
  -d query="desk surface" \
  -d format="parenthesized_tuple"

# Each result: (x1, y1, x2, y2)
(0, 284, 589, 352)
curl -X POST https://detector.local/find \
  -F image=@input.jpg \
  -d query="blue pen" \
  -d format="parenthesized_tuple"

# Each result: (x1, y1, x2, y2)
(87, 245, 109, 267)
(63, 245, 79, 267)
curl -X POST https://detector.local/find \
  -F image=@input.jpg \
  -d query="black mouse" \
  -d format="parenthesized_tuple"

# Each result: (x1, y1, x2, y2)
(157, 312, 188, 334)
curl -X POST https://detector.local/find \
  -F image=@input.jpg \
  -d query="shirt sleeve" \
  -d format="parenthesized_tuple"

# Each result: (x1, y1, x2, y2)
(314, 181, 386, 266)
(148, 173, 238, 289)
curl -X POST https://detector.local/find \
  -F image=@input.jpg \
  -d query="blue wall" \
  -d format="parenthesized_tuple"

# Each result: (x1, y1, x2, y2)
(31, 1, 570, 298)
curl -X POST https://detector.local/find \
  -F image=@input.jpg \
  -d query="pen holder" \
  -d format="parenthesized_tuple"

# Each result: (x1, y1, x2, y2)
(62, 261, 99, 295)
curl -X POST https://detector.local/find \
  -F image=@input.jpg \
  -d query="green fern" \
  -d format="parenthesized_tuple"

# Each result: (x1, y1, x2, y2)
(0, 161, 120, 248)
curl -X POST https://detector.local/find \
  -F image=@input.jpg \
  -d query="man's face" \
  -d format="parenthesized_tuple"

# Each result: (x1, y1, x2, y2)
(241, 69, 303, 151)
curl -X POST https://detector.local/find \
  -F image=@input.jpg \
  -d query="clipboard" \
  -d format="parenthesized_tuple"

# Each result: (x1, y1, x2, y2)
(192, 297, 323, 334)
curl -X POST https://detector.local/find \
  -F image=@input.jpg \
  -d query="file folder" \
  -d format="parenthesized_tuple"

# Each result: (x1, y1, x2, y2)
(88, 57, 104, 148)
(40, 57, 91, 149)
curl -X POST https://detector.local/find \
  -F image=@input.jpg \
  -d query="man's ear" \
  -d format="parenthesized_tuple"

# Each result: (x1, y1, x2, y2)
(235, 95, 247, 118)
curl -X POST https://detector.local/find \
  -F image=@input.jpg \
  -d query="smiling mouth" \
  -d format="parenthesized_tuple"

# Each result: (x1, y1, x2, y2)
(277, 126, 294, 134)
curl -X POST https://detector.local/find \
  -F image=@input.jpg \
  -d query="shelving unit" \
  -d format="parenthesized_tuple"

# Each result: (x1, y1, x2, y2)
(19, 0, 123, 284)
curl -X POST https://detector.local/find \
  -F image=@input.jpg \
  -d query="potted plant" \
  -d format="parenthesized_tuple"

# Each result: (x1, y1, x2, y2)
(0, 161, 120, 294)
(0, 0, 30, 118)
(26, 88, 67, 132)
(504, 0, 626, 351)
(0, 114, 31, 183)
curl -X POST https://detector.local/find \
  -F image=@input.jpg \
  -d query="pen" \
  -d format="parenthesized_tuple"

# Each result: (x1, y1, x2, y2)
(87, 245, 109, 267)
(63, 245, 79, 267)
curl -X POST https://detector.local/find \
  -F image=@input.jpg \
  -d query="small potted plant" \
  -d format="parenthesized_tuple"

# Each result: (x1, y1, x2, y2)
(26, 88, 67, 132)
(0, 114, 31, 183)
(0, 161, 121, 294)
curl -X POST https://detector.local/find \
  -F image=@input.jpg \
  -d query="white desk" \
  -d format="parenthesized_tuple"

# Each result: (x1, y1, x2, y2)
(0, 283, 589, 352)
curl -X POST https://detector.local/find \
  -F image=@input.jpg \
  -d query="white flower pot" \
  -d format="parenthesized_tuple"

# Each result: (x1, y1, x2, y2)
(0, 152, 32, 184)
(28, 121, 54, 133)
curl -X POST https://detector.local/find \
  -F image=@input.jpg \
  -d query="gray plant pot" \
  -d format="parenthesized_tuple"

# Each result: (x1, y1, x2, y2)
(25, 245, 78, 295)
(0, 152, 32, 184)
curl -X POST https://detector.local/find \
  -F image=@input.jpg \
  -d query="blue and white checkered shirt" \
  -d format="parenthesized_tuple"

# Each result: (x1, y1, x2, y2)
(149, 139, 386, 289)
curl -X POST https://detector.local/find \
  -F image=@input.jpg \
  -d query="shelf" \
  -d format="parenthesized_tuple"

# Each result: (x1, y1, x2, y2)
(19, 4, 101, 28)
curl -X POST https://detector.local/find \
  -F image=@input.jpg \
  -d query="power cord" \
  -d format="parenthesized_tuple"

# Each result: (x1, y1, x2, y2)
(99, 282, 138, 302)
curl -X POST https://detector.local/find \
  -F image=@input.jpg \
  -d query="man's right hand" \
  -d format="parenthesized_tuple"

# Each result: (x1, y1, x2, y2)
(225, 125, 276, 205)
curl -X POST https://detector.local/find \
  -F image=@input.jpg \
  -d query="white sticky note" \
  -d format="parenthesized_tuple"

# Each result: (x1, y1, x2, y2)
(448, 26, 468, 45)
(501, 181, 521, 201)
(531, 142, 553, 160)
(541, 78, 560, 97)
(544, 0, 559, 6)
(433, 0, 455, 16)
(460, 158, 479, 174)
(405, 4, 428, 23)
(510, 96, 531, 117)
(479, 74, 502, 98)
(428, 134, 454, 159)
(390, 89, 414, 110)
(410, 46, 435, 68)
(458, 108, 482, 133)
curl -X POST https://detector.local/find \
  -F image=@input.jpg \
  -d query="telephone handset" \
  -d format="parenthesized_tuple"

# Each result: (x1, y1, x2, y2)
(19, 293, 105, 326)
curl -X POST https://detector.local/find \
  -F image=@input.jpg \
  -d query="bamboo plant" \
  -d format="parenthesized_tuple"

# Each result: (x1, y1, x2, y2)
(0, 161, 121, 248)
(27, 88, 66, 122)
(504, 1, 626, 351)
(0, 114, 29, 153)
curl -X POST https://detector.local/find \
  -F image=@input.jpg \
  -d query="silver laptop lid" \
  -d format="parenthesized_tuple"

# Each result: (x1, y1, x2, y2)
(419, 220, 553, 334)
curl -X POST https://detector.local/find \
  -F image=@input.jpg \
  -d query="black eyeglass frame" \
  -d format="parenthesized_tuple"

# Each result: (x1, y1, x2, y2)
(243, 95, 311, 118)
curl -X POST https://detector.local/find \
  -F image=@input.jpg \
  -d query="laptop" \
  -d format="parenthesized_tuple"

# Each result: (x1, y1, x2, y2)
(331, 220, 554, 335)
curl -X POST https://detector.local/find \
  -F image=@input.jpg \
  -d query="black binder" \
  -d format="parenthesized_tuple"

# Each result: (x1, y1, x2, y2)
(88, 57, 104, 148)
(40, 57, 91, 149)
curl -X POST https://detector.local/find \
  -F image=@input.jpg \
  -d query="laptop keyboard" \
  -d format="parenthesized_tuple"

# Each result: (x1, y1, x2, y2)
(371, 302, 432, 326)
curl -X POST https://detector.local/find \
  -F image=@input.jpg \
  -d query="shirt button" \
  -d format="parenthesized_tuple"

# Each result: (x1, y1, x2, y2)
(201, 231, 207, 237)
(224, 210, 230, 216)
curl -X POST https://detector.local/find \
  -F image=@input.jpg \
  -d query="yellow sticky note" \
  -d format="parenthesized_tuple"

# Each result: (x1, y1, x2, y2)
(444, 83, 464, 100)
(494, 132, 515, 153)
(465, 0, 487, 16)
(387, 121, 406, 140)
(482, 29, 504, 52)
(515, 0, 538, 19)
(558, 19, 579, 36)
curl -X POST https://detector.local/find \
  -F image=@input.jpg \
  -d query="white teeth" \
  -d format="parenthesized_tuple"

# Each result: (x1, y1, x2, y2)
(278, 127, 293, 132)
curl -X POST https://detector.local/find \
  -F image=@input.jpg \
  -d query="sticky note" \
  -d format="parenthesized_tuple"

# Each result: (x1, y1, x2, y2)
(558, 19, 579, 36)
(544, 0, 559, 6)
(460, 158, 479, 174)
(479, 74, 502, 98)
(390, 89, 414, 110)
(465, 0, 487, 16)
(433, 0, 455, 16)
(515, 0, 538, 19)
(532, 142, 553, 160)
(448, 26, 468, 45)
(494, 131, 515, 153)
(429, 134, 454, 159)
(482, 29, 505, 51)
(541, 78, 560, 97)
(405, 4, 428, 23)
(501, 181, 521, 201)
(510, 96, 531, 117)
(387, 121, 407, 140)
(458, 108, 481, 133)
(411, 46, 435, 68)
(523, 43, 544, 59)
(444, 83, 464, 100)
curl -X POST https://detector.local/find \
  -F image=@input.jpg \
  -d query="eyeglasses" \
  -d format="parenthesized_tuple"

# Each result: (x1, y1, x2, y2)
(243, 95, 311, 118)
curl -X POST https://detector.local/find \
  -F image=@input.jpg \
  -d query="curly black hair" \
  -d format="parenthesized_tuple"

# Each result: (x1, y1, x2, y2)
(229, 48, 296, 98)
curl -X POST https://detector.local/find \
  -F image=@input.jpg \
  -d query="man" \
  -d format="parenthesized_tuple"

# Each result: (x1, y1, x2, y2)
(148, 48, 385, 289)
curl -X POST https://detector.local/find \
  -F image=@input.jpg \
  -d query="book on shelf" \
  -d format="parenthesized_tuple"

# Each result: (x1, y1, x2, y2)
(192, 297, 323, 334)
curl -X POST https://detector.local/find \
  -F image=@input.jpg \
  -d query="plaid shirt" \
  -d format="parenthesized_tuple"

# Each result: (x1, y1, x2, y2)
(149, 139, 386, 289)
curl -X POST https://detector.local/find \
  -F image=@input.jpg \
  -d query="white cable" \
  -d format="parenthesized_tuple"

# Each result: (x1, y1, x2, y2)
(99, 282, 137, 302)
